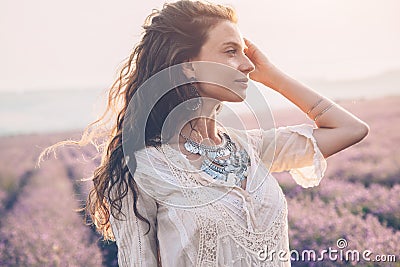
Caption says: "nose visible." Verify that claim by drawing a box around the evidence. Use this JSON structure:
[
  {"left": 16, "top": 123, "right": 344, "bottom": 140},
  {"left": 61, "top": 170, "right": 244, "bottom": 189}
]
[{"left": 238, "top": 54, "right": 255, "bottom": 76}]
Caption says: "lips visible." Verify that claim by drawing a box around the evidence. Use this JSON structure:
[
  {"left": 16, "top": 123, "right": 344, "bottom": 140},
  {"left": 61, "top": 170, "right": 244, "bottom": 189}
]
[{"left": 234, "top": 77, "right": 249, "bottom": 90}]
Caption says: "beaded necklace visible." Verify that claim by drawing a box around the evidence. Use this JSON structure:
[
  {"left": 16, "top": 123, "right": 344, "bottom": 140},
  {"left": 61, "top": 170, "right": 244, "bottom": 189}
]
[{"left": 180, "top": 130, "right": 250, "bottom": 187}]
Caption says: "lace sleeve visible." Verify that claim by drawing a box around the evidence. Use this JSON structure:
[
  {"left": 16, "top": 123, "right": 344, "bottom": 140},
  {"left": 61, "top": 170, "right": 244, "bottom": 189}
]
[
  {"left": 225, "top": 125, "right": 327, "bottom": 188},
  {"left": 265, "top": 124, "right": 327, "bottom": 188},
  {"left": 109, "top": 171, "right": 160, "bottom": 267}
]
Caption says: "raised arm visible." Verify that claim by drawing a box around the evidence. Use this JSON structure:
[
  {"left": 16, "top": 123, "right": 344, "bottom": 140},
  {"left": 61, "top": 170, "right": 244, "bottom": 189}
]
[{"left": 244, "top": 38, "right": 369, "bottom": 158}]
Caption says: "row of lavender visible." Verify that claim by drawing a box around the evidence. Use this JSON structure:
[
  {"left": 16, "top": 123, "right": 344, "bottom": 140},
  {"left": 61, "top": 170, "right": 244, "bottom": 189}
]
[
  {"left": 0, "top": 132, "right": 107, "bottom": 266},
  {"left": 275, "top": 173, "right": 400, "bottom": 266}
]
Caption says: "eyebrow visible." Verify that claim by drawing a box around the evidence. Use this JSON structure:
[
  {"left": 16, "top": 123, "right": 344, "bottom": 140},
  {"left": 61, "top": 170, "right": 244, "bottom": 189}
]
[{"left": 221, "top": 41, "right": 247, "bottom": 50}]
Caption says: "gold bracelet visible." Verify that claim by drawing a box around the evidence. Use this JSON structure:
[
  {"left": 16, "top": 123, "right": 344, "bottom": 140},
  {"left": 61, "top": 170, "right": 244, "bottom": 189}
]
[
  {"left": 313, "top": 103, "right": 335, "bottom": 122},
  {"left": 306, "top": 98, "right": 324, "bottom": 115}
]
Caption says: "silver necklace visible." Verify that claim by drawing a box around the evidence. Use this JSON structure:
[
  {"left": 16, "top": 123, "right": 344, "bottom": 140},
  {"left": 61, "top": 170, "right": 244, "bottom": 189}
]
[{"left": 180, "top": 130, "right": 250, "bottom": 187}]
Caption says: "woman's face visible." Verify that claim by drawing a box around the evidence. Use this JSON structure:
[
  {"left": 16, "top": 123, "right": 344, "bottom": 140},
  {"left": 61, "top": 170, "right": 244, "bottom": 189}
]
[{"left": 190, "top": 20, "right": 255, "bottom": 103}]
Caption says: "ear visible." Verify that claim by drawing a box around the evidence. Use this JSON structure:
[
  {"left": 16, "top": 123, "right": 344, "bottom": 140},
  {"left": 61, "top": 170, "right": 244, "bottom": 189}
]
[{"left": 182, "top": 61, "right": 196, "bottom": 79}]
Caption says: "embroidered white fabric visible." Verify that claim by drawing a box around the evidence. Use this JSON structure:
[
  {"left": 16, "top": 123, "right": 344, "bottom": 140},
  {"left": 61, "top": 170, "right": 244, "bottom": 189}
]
[{"left": 108, "top": 124, "right": 327, "bottom": 266}]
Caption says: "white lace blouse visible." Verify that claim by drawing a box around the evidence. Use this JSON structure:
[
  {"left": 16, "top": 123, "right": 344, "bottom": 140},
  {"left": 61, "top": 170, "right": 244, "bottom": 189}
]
[{"left": 109, "top": 124, "right": 327, "bottom": 266}]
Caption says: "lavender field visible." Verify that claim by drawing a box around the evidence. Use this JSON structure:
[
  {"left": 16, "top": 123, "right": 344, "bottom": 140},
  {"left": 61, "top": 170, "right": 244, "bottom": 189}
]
[{"left": 0, "top": 96, "right": 399, "bottom": 266}]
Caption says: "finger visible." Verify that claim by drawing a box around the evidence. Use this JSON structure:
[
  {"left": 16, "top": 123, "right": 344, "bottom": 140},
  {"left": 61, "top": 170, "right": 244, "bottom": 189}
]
[
  {"left": 243, "top": 37, "right": 256, "bottom": 58},
  {"left": 243, "top": 37, "right": 255, "bottom": 48},
  {"left": 243, "top": 37, "right": 250, "bottom": 50},
  {"left": 243, "top": 38, "right": 251, "bottom": 52}
]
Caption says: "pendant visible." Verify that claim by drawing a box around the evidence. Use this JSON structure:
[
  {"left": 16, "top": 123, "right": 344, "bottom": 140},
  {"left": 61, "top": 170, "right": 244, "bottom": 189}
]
[
  {"left": 208, "top": 151, "right": 217, "bottom": 159},
  {"left": 181, "top": 130, "right": 250, "bottom": 187},
  {"left": 184, "top": 141, "right": 199, "bottom": 154}
]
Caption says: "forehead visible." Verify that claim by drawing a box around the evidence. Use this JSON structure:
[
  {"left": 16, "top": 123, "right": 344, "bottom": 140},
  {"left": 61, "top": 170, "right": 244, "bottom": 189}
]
[{"left": 203, "top": 20, "right": 244, "bottom": 49}]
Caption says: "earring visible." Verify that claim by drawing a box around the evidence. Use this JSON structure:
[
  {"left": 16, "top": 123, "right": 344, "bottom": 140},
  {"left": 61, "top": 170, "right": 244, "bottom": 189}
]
[
  {"left": 185, "top": 77, "right": 201, "bottom": 111},
  {"left": 216, "top": 103, "right": 223, "bottom": 114}
]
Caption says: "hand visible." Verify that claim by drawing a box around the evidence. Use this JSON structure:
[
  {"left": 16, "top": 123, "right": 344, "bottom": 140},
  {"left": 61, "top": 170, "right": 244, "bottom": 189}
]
[{"left": 244, "top": 38, "right": 277, "bottom": 87}]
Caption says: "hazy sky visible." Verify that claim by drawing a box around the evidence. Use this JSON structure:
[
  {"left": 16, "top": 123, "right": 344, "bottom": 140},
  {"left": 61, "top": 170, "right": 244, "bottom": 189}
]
[{"left": 1, "top": 0, "right": 399, "bottom": 91}]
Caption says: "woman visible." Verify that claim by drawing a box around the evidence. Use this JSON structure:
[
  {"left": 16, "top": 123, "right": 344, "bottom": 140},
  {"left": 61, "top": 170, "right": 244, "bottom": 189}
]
[{"left": 38, "top": 0, "right": 369, "bottom": 266}]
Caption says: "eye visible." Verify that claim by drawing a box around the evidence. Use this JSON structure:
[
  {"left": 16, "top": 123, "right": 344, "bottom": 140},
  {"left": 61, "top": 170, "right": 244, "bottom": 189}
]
[{"left": 226, "top": 49, "right": 237, "bottom": 55}]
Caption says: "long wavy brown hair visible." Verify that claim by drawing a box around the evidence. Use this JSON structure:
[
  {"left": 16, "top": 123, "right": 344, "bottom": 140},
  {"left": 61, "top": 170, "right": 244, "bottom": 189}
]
[{"left": 37, "top": 0, "right": 237, "bottom": 241}]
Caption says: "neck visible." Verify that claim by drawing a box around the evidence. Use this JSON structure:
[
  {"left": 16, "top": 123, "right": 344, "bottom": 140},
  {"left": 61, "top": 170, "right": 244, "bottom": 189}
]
[
  {"left": 181, "top": 117, "right": 221, "bottom": 145},
  {"left": 180, "top": 100, "right": 223, "bottom": 146}
]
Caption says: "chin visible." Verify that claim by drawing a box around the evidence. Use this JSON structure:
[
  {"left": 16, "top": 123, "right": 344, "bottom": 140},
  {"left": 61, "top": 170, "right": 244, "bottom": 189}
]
[
  {"left": 223, "top": 96, "right": 246, "bottom": 103},
  {"left": 226, "top": 94, "right": 247, "bottom": 102}
]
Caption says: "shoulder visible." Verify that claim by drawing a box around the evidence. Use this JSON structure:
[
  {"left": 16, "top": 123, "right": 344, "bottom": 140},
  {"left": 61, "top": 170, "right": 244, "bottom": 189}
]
[
  {"left": 224, "top": 126, "right": 276, "bottom": 146},
  {"left": 223, "top": 126, "right": 271, "bottom": 157},
  {"left": 132, "top": 145, "right": 169, "bottom": 173},
  {"left": 133, "top": 144, "right": 187, "bottom": 175},
  {"left": 134, "top": 145, "right": 164, "bottom": 162}
]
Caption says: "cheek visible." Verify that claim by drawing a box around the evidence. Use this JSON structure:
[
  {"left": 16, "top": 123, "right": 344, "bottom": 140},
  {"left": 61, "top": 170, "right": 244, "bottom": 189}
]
[
  {"left": 197, "top": 83, "right": 227, "bottom": 100},
  {"left": 193, "top": 61, "right": 240, "bottom": 87},
  {"left": 197, "top": 83, "right": 246, "bottom": 102}
]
